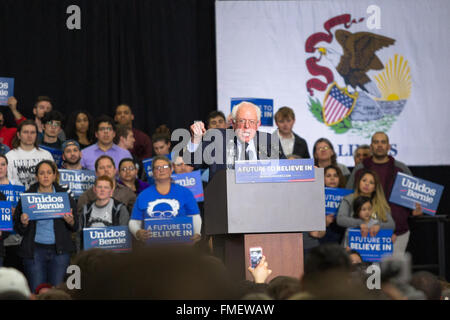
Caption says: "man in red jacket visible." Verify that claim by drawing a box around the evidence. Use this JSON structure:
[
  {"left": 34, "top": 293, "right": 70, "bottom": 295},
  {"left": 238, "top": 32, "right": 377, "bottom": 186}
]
[{"left": 346, "top": 131, "right": 423, "bottom": 256}]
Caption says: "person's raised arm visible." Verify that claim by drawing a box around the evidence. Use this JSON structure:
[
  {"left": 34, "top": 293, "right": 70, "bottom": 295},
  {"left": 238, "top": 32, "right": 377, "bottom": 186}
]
[{"left": 7, "top": 96, "right": 26, "bottom": 123}]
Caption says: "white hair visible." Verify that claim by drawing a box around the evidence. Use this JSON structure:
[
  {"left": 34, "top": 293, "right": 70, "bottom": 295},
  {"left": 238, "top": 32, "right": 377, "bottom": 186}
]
[{"left": 231, "top": 101, "right": 261, "bottom": 122}]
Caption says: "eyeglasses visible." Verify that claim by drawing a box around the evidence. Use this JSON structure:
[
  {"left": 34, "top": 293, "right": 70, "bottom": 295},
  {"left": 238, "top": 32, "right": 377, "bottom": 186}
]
[
  {"left": 235, "top": 119, "right": 258, "bottom": 127},
  {"left": 98, "top": 127, "right": 113, "bottom": 132},
  {"left": 154, "top": 165, "right": 170, "bottom": 171},
  {"left": 318, "top": 146, "right": 330, "bottom": 151},
  {"left": 151, "top": 211, "right": 175, "bottom": 218},
  {"left": 120, "top": 166, "right": 136, "bottom": 172},
  {"left": 46, "top": 121, "right": 61, "bottom": 127}
]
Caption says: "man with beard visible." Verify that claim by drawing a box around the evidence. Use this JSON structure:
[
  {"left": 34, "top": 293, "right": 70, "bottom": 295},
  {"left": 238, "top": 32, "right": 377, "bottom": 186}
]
[
  {"left": 346, "top": 131, "right": 423, "bottom": 256},
  {"left": 61, "top": 140, "right": 85, "bottom": 170}
]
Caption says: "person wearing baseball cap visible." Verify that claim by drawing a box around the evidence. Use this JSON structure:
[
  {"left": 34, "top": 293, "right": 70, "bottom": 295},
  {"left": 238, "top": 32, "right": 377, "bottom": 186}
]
[
  {"left": 62, "top": 140, "right": 85, "bottom": 170},
  {"left": 0, "top": 267, "right": 32, "bottom": 299}
]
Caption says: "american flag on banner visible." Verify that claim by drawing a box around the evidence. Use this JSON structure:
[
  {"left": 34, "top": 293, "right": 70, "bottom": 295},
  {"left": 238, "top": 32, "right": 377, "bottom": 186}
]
[{"left": 323, "top": 83, "right": 356, "bottom": 125}]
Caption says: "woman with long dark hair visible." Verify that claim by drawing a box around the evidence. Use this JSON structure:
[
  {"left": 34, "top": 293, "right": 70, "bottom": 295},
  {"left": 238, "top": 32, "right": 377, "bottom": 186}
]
[
  {"left": 64, "top": 110, "right": 95, "bottom": 149},
  {"left": 336, "top": 168, "right": 395, "bottom": 246},
  {"left": 14, "top": 160, "right": 78, "bottom": 292}
]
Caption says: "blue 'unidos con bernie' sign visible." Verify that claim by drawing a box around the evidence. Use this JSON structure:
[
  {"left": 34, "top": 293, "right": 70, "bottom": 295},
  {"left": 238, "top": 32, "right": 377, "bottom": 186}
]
[
  {"left": 0, "top": 77, "right": 14, "bottom": 105},
  {"left": 348, "top": 228, "right": 394, "bottom": 262},
  {"left": 231, "top": 98, "right": 273, "bottom": 126},
  {"left": 83, "top": 226, "right": 132, "bottom": 252},
  {"left": 325, "top": 187, "right": 353, "bottom": 216},
  {"left": 59, "top": 169, "right": 96, "bottom": 198},
  {"left": 144, "top": 216, "right": 194, "bottom": 244},
  {"left": 22, "top": 192, "right": 71, "bottom": 220},
  {"left": 0, "top": 201, "right": 13, "bottom": 231},
  {"left": 0, "top": 184, "right": 25, "bottom": 207},
  {"left": 172, "top": 170, "right": 204, "bottom": 202},
  {"left": 235, "top": 159, "right": 315, "bottom": 184},
  {"left": 389, "top": 172, "right": 444, "bottom": 216}
]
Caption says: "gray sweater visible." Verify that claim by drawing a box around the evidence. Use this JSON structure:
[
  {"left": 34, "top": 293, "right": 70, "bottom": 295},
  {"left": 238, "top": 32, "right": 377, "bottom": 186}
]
[{"left": 336, "top": 193, "right": 396, "bottom": 246}]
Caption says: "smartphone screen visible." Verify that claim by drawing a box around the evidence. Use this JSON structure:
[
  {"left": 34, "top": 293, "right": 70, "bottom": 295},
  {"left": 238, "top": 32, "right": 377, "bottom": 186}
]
[{"left": 249, "top": 247, "right": 263, "bottom": 268}]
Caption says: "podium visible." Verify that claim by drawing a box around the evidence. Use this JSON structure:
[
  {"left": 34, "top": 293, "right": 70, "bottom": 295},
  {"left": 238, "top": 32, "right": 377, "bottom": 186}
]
[{"left": 204, "top": 168, "right": 325, "bottom": 281}]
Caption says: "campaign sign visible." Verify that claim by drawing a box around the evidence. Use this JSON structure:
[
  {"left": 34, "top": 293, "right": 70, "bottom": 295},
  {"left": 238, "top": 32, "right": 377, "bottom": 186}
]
[
  {"left": 142, "top": 157, "right": 154, "bottom": 183},
  {"left": 0, "top": 77, "right": 14, "bottom": 105},
  {"left": 0, "top": 201, "right": 13, "bottom": 231},
  {"left": 235, "top": 158, "right": 315, "bottom": 184},
  {"left": 39, "top": 145, "right": 63, "bottom": 168},
  {"left": 389, "top": 172, "right": 444, "bottom": 216},
  {"left": 59, "top": 169, "right": 96, "bottom": 198},
  {"left": 83, "top": 226, "right": 132, "bottom": 252},
  {"left": 325, "top": 187, "right": 353, "bottom": 216},
  {"left": 0, "top": 184, "right": 25, "bottom": 207},
  {"left": 231, "top": 97, "right": 273, "bottom": 126},
  {"left": 144, "top": 216, "right": 194, "bottom": 244},
  {"left": 348, "top": 228, "right": 394, "bottom": 262},
  {"left": 172, "top": 170, "right": 204, "bottom": 202},
  {"left": 21, "top": 192, "right": 71, "bottom": 220}
]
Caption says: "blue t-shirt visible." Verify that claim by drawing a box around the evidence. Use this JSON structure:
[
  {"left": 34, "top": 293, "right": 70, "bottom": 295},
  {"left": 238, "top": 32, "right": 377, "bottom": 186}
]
[{"left": 131, "top": 183, "right": 199, "bottom": 221}]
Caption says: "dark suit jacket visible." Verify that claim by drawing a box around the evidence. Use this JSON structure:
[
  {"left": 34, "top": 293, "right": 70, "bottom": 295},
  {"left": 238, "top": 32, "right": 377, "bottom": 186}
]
[
  {"left": 189, "top": 128, "right": 286, "bottom": 180},
  {"left": 292, "top": 133, "right": 310, "bottom": 159}
]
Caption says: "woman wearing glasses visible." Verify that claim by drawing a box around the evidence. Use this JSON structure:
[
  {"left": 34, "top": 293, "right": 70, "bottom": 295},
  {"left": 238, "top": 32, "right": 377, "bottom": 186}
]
[
  {"left": 313, "top": 138, "right": 350, "bottom": 182},
  {"left": 118, "top": 158, "right": 150, "bottom": 195},
  {"left": 128, "top": 155, "right": 201, "bottom": 243}
]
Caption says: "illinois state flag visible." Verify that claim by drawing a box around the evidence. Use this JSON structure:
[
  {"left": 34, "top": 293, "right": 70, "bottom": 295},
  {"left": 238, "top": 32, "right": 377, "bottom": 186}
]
[{"left": 216, "top": 0, "right": 450, "bottom": 166}]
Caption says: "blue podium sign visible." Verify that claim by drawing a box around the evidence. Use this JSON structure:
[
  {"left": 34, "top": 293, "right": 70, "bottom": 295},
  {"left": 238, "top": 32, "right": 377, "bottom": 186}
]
[{"left": 235, "top": 159, "right": 315, "bottom": 184}]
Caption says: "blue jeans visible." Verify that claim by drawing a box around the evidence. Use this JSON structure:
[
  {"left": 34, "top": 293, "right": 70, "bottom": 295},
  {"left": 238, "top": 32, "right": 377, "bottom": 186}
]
[{"left": 23, "top": 244, "right": 70, "bottom": 293}]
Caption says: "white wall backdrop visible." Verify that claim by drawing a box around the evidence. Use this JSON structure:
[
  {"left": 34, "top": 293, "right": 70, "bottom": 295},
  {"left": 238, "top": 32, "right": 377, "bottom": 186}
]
[{"left": 216, "top": 0, "right": 450, "bottom": 166}]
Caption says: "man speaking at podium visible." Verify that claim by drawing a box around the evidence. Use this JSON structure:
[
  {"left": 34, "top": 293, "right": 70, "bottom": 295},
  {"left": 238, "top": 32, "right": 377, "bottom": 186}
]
[{"left": 187, "top": 101, "right": 285, "bottom": 180}]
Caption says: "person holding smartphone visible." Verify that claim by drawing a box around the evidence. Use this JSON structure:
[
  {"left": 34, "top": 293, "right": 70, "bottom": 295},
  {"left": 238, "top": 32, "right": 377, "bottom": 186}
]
[{"left": 14, "top": 160, "right": 78, "bottom": 292}]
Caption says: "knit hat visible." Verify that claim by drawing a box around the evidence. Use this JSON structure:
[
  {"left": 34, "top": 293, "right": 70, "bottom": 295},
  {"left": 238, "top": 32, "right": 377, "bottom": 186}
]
[{"left": 0, "top": 267, "right": 31, "bottom": 298}]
